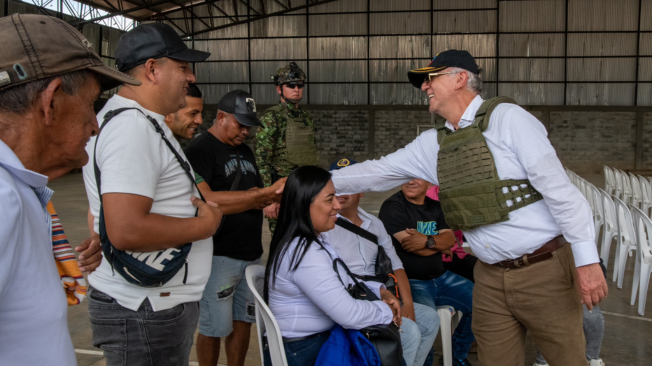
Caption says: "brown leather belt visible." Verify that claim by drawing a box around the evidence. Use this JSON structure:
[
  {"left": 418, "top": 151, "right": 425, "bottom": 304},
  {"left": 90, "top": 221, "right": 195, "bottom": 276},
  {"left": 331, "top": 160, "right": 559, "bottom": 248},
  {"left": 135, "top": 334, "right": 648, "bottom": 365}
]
[{"left": 496, "top": 235, "right": 568, "bottom": 269}]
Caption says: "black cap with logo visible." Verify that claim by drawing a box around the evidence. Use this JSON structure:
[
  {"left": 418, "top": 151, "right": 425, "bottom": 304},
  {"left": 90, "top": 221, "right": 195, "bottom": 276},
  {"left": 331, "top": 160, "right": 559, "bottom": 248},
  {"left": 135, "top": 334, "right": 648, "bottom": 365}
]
[
  {"left": 217, "top": 89, "right": 262, "bottom": 127},
  {"left": 115, "top": 23, "right": 210, "bottom": 72},
  {"left": 329, "top": 158, "right": 358, "bottom": 171},
  {"left": 407, "top": 49, "right": 481, "bottom": 88}
]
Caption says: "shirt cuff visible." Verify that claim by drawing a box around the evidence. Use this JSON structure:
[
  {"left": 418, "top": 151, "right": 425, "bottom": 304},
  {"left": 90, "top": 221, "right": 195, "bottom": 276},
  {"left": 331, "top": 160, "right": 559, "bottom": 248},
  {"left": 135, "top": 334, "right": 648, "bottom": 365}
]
[
  {"left": 570, "top": 240, "right": 600, "bottom": 267},
  {"left": 371, "top": 300, "right": 394, "bottom": 324},
  {"left": 363, "top": 281, "right": 386, "bottom": 299}
]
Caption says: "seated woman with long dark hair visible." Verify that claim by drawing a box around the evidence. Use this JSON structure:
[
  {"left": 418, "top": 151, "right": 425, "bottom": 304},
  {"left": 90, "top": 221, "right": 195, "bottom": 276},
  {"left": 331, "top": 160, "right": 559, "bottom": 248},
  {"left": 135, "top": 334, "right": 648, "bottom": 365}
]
[{"left": 264, "top": 166, "right": 401, "bottom": 366}]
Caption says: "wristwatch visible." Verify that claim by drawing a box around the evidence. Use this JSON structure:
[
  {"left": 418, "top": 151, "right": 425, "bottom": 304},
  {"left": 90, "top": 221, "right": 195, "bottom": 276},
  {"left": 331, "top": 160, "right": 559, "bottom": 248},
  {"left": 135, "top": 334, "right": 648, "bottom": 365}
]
[{"left": 426, "top": 235, "right": 436, "bottom": 249}]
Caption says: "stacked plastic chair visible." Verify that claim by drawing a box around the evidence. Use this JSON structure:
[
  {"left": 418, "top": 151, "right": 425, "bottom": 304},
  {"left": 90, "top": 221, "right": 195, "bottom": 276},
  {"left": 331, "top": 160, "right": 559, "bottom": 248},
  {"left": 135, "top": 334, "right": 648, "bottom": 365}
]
[
  {"left": 599, "top": 188, "right": 619, "bottom": 269},
  {"left": 603, "top": 166, "right": 616, "bottom": 196},
  {"left": 630, "top": 207, "right": 652, "bottom": 316},
  {"left": 639, "top": 176, "right": 652, "bottom": 217},
  {"left": 629, "top": 173, "right": 643, "bottom": 209},
  {"left": 612, "top": 196, "right": 638, "bottom": 288}
]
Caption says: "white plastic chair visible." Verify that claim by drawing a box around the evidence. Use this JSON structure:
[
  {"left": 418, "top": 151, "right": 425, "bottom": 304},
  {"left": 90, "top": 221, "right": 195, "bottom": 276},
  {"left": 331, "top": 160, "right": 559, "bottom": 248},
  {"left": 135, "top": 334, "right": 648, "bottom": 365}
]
[
  {"left": 629, "top": 207, "right": 652, "bottom": 316},
  {"left": 621, "top": 170, "right": 633, "bottom": 205},
  {"left": 245, "top": 265, "right": 289, "bottom": 366},
  {"left": 599, "top": 189, "right": 618, "bottom": 269},
  {"left": 604, "top": 166, "right": 615, "bottom": 195},
  {"left": 638, "top": 175, "right": 652, "bottom": 217},
  {"left": 437, "top": 305, "right": 462, "bottom": 366},
  {"left": 613, "top": 169, "right": 624, "bottom": 200},
  {"left": 612, "top": 197, "right": 637, "bottom": 288},
  {"left": 629, "top": 173, "right": 642, "bottom": 209},
  {"left": 591, "top": 185, "right": 604, "bottom": 243}
]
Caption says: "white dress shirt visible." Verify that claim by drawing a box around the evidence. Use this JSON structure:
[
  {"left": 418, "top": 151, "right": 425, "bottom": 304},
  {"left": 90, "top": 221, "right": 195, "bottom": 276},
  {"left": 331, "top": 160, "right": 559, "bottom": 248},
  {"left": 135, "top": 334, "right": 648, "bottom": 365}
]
[
  {"left": 268, "top": 234, "right": 393, "bottom": 338},
  {"left": 0, "top": 140, "right": 76, "bottom": 365},
  {"left": 331, "top": 95, "right": 598, "bottom": 267},
  {"left": 326, "top": 208, "right": 404, "bottom": 275}
]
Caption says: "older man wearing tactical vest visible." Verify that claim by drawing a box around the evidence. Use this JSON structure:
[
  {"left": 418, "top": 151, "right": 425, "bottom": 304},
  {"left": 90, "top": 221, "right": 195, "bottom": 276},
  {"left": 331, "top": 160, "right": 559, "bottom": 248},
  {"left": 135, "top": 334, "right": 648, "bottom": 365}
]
[{"left": 330, "top": 50, "right": 608, "bottom": 366}]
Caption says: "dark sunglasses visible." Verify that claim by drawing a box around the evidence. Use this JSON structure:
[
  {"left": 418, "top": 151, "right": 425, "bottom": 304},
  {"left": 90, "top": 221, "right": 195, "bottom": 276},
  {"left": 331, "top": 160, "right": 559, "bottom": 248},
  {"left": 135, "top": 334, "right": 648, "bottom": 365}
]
[{"left": 285, "top": 82, "right": 305, "bottom": 89}]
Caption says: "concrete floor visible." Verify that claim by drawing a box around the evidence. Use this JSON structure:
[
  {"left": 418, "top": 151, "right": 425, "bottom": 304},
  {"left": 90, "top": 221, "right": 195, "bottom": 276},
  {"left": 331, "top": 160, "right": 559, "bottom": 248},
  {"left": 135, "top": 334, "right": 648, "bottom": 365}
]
[{"left": 49, "top": 172, "right": 652, "bottom": 366}]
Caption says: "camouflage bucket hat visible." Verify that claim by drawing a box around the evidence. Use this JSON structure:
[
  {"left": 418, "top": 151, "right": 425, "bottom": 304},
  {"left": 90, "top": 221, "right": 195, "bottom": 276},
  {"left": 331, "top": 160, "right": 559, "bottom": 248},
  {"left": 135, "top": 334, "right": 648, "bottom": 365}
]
[{"left": 271, "top": 61, "right": 306, "bottom": 85}]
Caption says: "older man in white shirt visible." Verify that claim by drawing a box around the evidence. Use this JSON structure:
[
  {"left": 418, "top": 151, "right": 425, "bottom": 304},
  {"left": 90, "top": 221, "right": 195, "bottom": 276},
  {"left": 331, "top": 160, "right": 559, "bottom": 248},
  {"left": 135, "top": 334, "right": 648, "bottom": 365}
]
[
  {"left": 0, "top": 14, "right": 139, "bottom": 366},
  {"left": 330, "top": 49, "right": 608, "bottom": 366}
]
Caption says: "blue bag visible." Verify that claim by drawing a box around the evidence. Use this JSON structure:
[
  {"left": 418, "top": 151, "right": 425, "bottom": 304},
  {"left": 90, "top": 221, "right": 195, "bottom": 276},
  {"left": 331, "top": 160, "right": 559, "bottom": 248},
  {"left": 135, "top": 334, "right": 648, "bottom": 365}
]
[{"left": 315, "top": 325, "right": 381, "bottom": 366}]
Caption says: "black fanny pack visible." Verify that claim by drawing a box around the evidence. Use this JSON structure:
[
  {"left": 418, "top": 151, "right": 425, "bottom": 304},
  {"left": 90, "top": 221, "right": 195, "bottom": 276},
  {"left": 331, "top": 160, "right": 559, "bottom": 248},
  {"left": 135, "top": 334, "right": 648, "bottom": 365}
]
[
  {"left": 332, "top": 258, "right": 403, "bottom": 366},
  {"left": 335, "top": 218, "right": 399, "bottom": 298},
  {"left": 93, "top": 107, "right": 205, "bottom": 287}
]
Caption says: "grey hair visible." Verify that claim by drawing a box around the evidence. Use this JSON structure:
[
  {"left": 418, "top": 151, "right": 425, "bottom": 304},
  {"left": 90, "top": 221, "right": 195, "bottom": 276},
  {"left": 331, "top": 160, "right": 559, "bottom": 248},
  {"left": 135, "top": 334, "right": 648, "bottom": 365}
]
[
  {"left": 0, "top": 69, "right": 99, "bottom": 115},
  {"left": 448, "top": 67, "right": 483, "bottom": 95}
]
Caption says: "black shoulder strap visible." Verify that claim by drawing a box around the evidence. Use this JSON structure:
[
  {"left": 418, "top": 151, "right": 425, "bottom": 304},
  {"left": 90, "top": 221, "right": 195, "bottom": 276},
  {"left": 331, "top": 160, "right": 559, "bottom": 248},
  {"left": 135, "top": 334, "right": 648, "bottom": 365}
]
[
  {"left": 93, "top": 107, "right": 205, "bottom": 203},
  {"left": 335, "top": 217, "right": 378, "bottom": 245},
  {"left": 332, "top": 257, "right": 361, "bottom": 287}
]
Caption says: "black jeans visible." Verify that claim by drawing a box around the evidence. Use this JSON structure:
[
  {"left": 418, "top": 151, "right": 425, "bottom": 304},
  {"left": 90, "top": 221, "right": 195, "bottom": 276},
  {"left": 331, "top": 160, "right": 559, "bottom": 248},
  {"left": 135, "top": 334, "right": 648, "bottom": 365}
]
[{"left": 88, "top": 287, "right": 199, "bottom": 366}]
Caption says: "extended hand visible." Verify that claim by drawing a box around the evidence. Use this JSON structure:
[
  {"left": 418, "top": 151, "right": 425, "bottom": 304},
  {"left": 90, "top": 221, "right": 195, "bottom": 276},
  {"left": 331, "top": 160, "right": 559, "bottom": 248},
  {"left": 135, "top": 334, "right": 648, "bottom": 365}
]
[
  {"left": 192, "top": 196, "right": 223, "bottom": 238},
  {"left": 380, "top": 289, "right": 402, "bottom": 326},
  {"left": 576, "top": 262, "right": 608, "bottom": 310},
  {"left": 400, "top": 228, "right": 428, "bottom": 252},
  {"left": 75, "top": 234, "right": 102, "bottom": 274}
]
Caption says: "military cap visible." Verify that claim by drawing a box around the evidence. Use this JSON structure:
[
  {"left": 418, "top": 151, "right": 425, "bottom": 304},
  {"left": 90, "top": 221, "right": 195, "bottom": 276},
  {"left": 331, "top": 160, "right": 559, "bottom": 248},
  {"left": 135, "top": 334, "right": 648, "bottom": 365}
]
[{"left": 271, "top": 62, "right": 306, "bottom": 85}]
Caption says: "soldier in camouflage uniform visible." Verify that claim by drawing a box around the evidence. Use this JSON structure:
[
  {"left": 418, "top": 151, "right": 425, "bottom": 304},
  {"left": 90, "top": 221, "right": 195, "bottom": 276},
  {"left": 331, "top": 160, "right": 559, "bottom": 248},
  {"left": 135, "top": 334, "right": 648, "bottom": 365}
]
[{"left": 255, "top": 62, "right": 318, "bottom": 232}]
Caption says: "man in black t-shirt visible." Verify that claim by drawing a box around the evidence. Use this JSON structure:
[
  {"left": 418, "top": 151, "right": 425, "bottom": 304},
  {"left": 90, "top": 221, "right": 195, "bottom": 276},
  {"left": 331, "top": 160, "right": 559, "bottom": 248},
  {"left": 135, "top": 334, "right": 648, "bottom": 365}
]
[
  {"left": 184, "top": 90, "right": 284, "bottom": 366},
  {"left": 379, "top": 179, "right": 475, "bottom": 366}
]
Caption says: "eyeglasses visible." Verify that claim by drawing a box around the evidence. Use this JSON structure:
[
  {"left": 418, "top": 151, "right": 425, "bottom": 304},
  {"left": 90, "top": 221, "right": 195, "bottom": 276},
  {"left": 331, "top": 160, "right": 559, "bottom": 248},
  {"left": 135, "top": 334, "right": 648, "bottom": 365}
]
[
  {"left": 285, "top": 82, "right": 305, "bottom": 89},
  {"left": 427, "top": 71, "right": 459, "bottom": 83}
]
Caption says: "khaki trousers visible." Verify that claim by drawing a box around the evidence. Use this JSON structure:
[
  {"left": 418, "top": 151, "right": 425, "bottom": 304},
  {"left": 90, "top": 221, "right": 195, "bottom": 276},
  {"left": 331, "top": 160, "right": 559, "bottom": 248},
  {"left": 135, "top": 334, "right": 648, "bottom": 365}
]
[{"left": 472, "top": 244, "right": 586, "bottom": 366}]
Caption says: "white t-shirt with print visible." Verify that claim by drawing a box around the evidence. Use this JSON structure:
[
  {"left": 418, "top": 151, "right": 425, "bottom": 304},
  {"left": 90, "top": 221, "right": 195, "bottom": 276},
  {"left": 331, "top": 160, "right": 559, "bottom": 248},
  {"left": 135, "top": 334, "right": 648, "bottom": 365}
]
[{"left": 83, "top": 94, "right": 212, "bottom": 312}]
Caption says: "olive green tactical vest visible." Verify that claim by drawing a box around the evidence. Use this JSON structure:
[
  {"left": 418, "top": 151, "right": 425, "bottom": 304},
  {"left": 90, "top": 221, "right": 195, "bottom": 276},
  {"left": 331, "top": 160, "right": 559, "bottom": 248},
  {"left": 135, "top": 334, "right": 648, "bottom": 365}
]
[
  {"left": 436, "top": 96, "right": 543, "bottom": 231},
  {"left": 270, "top": 104, "right": 319, "bottom": 167}
]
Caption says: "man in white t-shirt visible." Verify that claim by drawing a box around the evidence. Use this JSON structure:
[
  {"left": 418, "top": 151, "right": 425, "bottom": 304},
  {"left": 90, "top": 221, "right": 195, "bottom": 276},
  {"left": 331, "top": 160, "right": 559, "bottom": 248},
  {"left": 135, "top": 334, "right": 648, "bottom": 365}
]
[
  {"left": 0, "top": 14, "right": 140, "bottom": 366},
  {"left": 82, "top": 23, "right": 222, "bottom": 366}
]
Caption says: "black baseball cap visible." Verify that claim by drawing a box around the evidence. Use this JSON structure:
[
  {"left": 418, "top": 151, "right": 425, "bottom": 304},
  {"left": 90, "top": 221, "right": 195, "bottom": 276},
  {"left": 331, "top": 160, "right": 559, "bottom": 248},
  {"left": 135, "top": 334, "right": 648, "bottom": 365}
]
[
  {"left": 115, "top": 23, "right": 210, "bottom": 72},
  {"left": 329, "top": 158, "right": 358, "bottom": 171},
  {"left": 407, "top": 49, "right": 480, "bottom": 88},
  {"left": 217, "top": 90, "right": 262, "bottom": 127}
]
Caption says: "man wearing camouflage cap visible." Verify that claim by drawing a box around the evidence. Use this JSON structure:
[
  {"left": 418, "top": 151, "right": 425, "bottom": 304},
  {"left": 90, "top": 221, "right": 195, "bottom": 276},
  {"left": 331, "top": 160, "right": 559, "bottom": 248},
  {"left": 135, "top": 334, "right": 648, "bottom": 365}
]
[
  {"left": 330, "top": 50, "right": 607, "bottom": 366},
  {"left": 0, "top": 14, "right": 139, "bottom": 365},
  {"left": 255, "top": 62, "right": 318, "bottom": 231}
]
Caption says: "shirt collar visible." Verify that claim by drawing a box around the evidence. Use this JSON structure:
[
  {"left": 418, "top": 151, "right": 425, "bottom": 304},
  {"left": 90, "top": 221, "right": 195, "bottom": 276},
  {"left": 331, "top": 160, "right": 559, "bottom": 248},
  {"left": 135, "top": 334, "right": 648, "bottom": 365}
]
[
  {"left": 445, "top": 95, "right": 484, "bottom": 131},
  {"left": 335, "top": 207, "right": 372, "bottom": 230},
  {"left": 0, "top": 139, "right": 49, "bottom": 188}
]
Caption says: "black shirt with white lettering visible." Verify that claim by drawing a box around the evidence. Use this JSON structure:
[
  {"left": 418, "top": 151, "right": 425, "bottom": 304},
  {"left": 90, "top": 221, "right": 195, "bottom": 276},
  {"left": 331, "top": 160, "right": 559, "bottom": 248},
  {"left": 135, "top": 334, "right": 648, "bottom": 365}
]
[
  {"left": 185, "top": 132, "right": 263, "bottom": 260},
  {"left": 378, "top": 191, "right": 450, "bottom": 280}
]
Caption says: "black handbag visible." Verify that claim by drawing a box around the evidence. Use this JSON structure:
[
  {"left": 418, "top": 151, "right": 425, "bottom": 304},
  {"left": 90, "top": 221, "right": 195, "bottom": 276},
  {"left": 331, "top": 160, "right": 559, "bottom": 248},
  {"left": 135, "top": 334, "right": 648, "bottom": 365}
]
[{"left": 332, "top": 258, "right": 403, "bottom": 366}]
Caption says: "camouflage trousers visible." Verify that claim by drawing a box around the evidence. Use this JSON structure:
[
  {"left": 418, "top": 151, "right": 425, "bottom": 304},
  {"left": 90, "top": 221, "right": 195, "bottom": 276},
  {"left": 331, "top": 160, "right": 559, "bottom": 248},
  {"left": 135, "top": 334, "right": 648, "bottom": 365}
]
[{"left": 267, "top": 218, "right": 277, "bottom": 237}]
